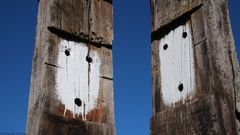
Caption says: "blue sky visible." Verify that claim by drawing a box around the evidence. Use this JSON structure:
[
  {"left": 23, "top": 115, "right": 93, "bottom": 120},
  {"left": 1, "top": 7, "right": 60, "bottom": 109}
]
[{"left": 0, "top": 0, "right": 239, "bottom": 134}]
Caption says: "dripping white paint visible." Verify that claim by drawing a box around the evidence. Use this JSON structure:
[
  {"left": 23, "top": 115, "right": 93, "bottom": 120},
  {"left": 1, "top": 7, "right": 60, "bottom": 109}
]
[
  {"left": 159, "top": 23, "right": 196, "bottom": 106},
  {"left": 56, "top": 40, "right": 101, "bottom": 120}
]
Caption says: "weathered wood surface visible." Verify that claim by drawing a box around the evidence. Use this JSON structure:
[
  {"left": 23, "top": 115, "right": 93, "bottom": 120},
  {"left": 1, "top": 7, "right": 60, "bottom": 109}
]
[
  {"left": 40, "top": 0, "right": 113, "bottom": 45},
  {"left": 26, "top": 0, "right": 115, "bottom": 135},
  {"left": 151, "top": 0, "right": 240, "bottom": 134},
  {"left": 151, "top": 0, "right": 202, "bottom": 33}
]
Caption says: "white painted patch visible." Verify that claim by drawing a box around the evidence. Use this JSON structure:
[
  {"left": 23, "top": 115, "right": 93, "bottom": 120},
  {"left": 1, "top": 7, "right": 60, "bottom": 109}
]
[
  {"left": 56, "top": 40, "right": 101, "bottom": 120},
  {"left": 159, "top": 23, "right": 196, "bottom": 106}
]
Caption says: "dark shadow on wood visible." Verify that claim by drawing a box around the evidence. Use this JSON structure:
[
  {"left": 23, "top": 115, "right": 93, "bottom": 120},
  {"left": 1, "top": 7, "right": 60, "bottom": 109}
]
[
  {"left": 151, "top": 4, "right": 203, "bottom": 42},
  {"left": 235, "top": 110, "right": 240, "bottom": 121},
  {"left": 47, "top": 27, "right": 112, "bottom": 49},
  {"left": 103, "top": 0, "right": 113, "bottom": 4}
]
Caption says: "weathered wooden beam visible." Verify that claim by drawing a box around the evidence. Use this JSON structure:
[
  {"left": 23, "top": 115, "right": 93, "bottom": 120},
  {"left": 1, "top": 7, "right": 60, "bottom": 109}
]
[
  {"left": 26, "top": 0, "right": 115, "bottom": 134},
  {"left": 151, "top": 0, "right": 240, "bottom": 134}
]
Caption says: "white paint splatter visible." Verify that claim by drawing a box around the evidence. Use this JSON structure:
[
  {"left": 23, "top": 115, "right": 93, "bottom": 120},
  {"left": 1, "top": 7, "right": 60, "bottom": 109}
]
[
  {"left": 56, "top": 40, "right": 101, "bottom": 120},
  {"left": 159, "top": 23, "right": 196, "bottom": 106}
]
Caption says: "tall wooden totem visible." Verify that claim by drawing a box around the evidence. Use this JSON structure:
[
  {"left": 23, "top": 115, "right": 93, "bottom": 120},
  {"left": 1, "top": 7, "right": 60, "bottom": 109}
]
[
  {"left": 26, "top": 0, "right": 115, "bottom": 134},
  {"left": 150, "top": 0, "right": 240, "bottom": 134}
]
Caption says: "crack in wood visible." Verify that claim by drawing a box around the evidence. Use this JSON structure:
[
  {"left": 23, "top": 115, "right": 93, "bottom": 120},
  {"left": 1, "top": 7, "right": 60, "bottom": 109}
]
[
  {"left": 194, "top": 38, "right": 207, "bottom": 47},
  {"left": 40, "top": 88, "right": 47, "bottom": 108},
  {"left": 45, "top": 62, "right": 62, "bottom": 69},
  {"left": 47, "top": 27, "right": 112, "bottom": 49},
  {"left": 99, "top": 76, "right": 113, "bottom": 80},
  {"left": 228, "top": 46, "right": 239, "bottom": 122},
  {"left": 87, "top": 48, "right": 91, "bottom": 103}
]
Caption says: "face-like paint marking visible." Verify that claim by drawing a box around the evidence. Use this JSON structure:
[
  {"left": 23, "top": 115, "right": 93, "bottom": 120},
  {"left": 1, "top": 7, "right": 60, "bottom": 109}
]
[
  {"left": 159, "top": 23, "right": 196, "bottom": 106},
  {"left": 56, "top": 40, "right": 101, "bottom": 120}
]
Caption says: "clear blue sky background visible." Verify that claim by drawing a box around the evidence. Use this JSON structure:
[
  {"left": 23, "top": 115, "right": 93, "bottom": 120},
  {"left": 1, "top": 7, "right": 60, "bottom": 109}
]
[{"left": 0, "top": 0, "right": 239, "bottom": 134}]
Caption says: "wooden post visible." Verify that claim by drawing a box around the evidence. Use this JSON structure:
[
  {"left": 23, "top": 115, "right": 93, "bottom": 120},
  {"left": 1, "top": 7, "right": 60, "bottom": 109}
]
[
  {"left": 26, "top": 0, "right": 115, "bottom": 134},
  {"left": 150, "top": 0, "right": 240, "bottom": 134}
]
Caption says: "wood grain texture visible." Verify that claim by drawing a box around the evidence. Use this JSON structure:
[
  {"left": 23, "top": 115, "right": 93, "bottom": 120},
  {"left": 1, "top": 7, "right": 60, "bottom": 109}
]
[
  {"left": 26, "top": 0, "right": 115, "bottom": 134},
  {"left": 151, "top": 0, "right": 203, "bottom": 33},
  {"left": 151, "top": 0, "right": 240, "bottom": 134},
  {"left": 40, "top": 0, "right": 113, "bottom": 45}
]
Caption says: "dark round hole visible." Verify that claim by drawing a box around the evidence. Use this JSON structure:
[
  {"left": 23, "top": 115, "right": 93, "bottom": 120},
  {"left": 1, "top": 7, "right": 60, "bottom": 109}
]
[
  {"left": 178, "top": 83, "right": 184, "bottom": 92},
  {"left": 163, "top": 44, "right": 168, "bottom": 50},
  {"left": 65, "top": 50, "right": 70, "bottom": 56},
  {"left": 86, "top": 56, "right": 92, "bottom": 63},
  {"left": 182, "top": 32, "right": 187, "bottom": 38},
  {"left": 74, "top": 98, "right": 82, "bottom": 107}
]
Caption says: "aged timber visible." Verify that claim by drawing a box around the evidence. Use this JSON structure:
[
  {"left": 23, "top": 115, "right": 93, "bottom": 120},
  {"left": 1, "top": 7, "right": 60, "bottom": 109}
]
[
  {"left": 26, "top": 0, "right": 115, "bottom": 135},
  {"left": 151, "top": 0, "right": 240, "bottom": 134}
]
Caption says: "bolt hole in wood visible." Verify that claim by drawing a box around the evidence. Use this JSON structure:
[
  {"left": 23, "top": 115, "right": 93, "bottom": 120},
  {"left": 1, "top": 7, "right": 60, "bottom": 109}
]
[
  {"left": 178, "top": 83, "right": 184, "bottom": 92},
  {"left": 182, "top": 32, "right": 187, "bottom": 38},
  {"left": 74, "top": 98, "right": 82, "bottom": 107},
  {"left": 65, "top": 49, "right": 71, "bottom": 56},
  {"left": 163, "top": 44, "right": 168, "bottom": 50},
  {"left": 86, "top": 56, "right": 92, "bottom": 63}
]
